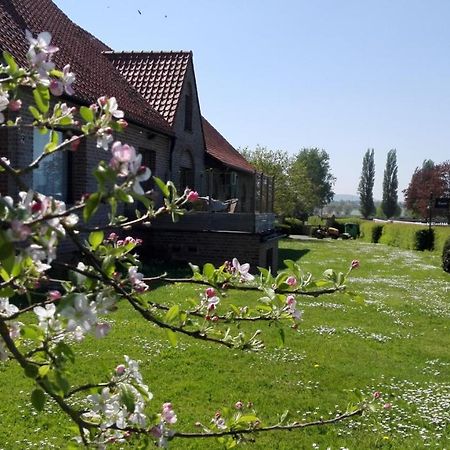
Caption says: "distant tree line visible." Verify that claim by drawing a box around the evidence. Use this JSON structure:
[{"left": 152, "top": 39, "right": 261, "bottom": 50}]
[{"left": 241, "top": 146, "right": 335, "bottom": 217}]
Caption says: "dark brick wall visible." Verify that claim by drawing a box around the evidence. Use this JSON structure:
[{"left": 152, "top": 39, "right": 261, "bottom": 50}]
[{"left": 136, "top": 229, "right": 280, "bottom": 272}]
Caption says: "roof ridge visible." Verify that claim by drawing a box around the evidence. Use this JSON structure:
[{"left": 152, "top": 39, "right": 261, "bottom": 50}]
[{"left": 104, "top": 50, "right": 192, "bottom": 56}]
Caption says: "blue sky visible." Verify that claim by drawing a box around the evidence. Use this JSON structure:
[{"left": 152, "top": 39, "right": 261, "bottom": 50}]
[{"left": 53, "top": 0, "right": 450, "bottom": 199}]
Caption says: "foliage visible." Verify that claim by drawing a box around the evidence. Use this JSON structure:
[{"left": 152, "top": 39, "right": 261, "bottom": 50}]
[
  {"left": 358, "top": 149, "right": 376, "bottom": 219},
  {"left": 381, "top": 149, "right": 399, "bottom": 219},
  {"left": 403, "top": 159, "right": 450, "bottom": 220},
  {"left": 0, "top": 32, "right": 369, "bottom": 448},
  {"left": 240, "top": 146, "right": 293, "bottom": 216},
  {"left": 414, "top": 229, "right": 435, "bottom": 251},
  {"left": 359, "top": 222, "right": 384, "bottom": 243},
  {"left": 1, "top": 239, "right": 450, "bottom": 449},
  {"left": 242, "top": 147, "right": 335, "bottom": 217},
  {"left": 442, "top": 237, "right": 450, "bottom": 273},
  {"left": 290, "top": 148, "right": 335, "bottom": 214}
]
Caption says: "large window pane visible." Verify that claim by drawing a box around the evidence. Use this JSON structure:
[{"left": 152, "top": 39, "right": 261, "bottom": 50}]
[{"left": 32, "top": 129, "right": 67, "bottom": 201}]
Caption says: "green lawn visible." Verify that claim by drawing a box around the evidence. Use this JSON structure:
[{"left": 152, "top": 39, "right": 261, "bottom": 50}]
[{"left": 0, "top": 238, "right": 449, "bottom": 449}]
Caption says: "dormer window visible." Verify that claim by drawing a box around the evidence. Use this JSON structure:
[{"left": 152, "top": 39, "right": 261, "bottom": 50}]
[{"left": 184, "top": 82, "right": 193, "bottom": 131}]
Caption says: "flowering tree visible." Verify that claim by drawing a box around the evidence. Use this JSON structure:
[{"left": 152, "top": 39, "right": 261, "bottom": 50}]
[{"left": 0, "top": 32, "right": 380, "bottom": 448}]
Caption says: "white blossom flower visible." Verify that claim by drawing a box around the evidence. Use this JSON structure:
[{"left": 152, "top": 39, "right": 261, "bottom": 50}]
[
  {"left": 232, "top": 258, "right": 255, "bottom": 282},
  {"left": 0, "top": 298, "right": 18, "bottom": 317},
  {"left": 60, "top": 293, "right": 97, "bottom": 333}
]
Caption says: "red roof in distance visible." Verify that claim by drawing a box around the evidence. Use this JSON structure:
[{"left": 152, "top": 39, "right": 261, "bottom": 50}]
[{"left": 202, "top": 117, "right": 254, "bottom": 173}]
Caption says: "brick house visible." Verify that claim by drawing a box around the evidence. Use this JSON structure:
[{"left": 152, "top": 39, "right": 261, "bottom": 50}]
[
  {"left": 107, "top": 50, "right": 280, "bottom": 269},
  {"left": 0, "top": 0, "right": 173, "bottom": 209},
  {"left": 0, "top": 0, "right": 281, "bottom": 270}
]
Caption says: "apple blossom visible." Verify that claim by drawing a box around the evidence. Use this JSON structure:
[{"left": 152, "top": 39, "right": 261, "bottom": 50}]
[
  {"left": 231, "top": 258, "right": 255, "bottom": 282},
  {"left": 286, "top": 276, "right": 297, "bottom": 286},
  {"left": 0, "top": 298, "right": 19, "bottom": 318}
]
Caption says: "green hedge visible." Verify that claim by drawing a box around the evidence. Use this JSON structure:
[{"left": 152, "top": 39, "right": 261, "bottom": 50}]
[
  {"left": 378, "top": 223, "right": 450, "bottom": 252},
  {"left": 435, "top": 227, "right": 450, "bottom": 255},
  {"left": 359, "top": 221, "right": 450, "bottom": 252},
  {"left": 443, "top": 237, "right": 450, "bottom": 273},
  {"left": 359, "top": 222, "right": 384, "bottom": 243}
]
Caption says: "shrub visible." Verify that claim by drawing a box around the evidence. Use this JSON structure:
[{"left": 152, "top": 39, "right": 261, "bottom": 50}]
[
  {"left": 434, "top": 226, "right": 450, "bottom": 255},
  {"left": 443, "top": 237, "right": 450, "bottom": 273},
  {"left": 359, "top": 221, "right": 384, "bottom": 243},
  {"left": 284, "top": 217, "right": 306, "bottom": 234},
  {"left": 415, "top": 229, "right": 434, "bottom": 251}
]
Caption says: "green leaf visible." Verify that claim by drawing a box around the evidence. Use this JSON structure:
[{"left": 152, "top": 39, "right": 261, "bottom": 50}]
[
  {"left": 165, "top": 305, "right": 180, "bottom": 323},
  {"left": 88, "top": 230, "right": 104, "bottom": 250},
  {"left": 24, "top": 364, "right": 39, "bottom": 379},
  {"left": 79, "top": 106, "right": 94, "bottom": 122},
  {"left": 38, "top": 365, "right": 51, "bottom": 378},
  {"left": 31, "top": 388, "right": 46, "bottom": 411},
  {"left": 202, "top": 263, "right": 215, "bottom": 279},
  {"left": 3, "top": 51, "right": 18, "bottom": 73},
  {"left": 33, "top": 87, "right": 50, "bottom": 114},
  {"left": 166, "top": 329, "right": 177, "bottom": 347},
  {"left": 83, "top": 192, "right": 101, "bottom": 222},
  {"left": 188, "top": 263, "right": 200, "bottom": 275},
  {"left": 20, "top": 324, "right": 44, "bottom": 342},
  {"left": 120, "top": 385, "right": 136, "bottom": 412},
  {"left": 0, "top": 230, "right": 15, "bottom": 276},
  {"left": 58, "top": 116, "right": 73, "bottom": 126},
  {"left": 153, "top": 177, "right": 170, "bottom": 197},
  {"left": 276, "top": 327, "right": 285, "bottom": 348},
  {"left": 29, "top": 105, "right": 42, "bottom": 120}
]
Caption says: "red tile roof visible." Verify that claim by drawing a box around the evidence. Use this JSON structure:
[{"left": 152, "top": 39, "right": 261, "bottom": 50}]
[
  {"left": 0, "top": 0, "right": 172, "bottom": 135},
  {"left": 106, "top": 51, "right": 191, "bottom": 126},
  {"left": 202, "top": 117, "right": 254, "bottom": 173}
]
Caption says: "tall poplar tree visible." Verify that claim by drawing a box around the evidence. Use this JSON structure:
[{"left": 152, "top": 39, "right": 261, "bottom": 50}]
[
  {"left": 358, "top": 149, "right": 375, "bottom": 218},
  {"left": 381, "top": 149, "right": 399, "bottom": 218}
]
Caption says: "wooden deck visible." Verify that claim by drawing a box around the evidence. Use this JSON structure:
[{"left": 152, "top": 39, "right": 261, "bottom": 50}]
[{"left": 151, "top": 211, "right": 276, "bottom": 233}]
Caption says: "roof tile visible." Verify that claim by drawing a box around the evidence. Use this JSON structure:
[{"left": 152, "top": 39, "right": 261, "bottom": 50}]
[
  {"left": 0, "top": 0, "right": 171, "bottom": 135},
  {"left": 106, "top": 51, "right": 192, "bottom": 126},
  {"left": 202, "top": 117, "right": 254, "bottom": 173}
]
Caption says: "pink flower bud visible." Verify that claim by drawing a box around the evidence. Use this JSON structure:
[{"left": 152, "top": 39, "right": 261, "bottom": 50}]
[
  {"left": 286, "top": 294, "right": 295, "bottom": 306},
  {"left": 48, "top": 290, "right": 62, "bottom": 301},
  {"left": 98, "top": 96, "right": 107, "bottom": 106},
  {"left": 373, "top": 391, "right": 381, "bottom": 399},
  {"left": 351, "top": 260, "right": 360, "bottom": 269},
  {"left": 235, "top": 401, "right": 243, "bottom": 409},
  {"left": 212, "top": 316, "right": 219, "bottom": 322},
  {"left": 117, "top": 118, "right": 128, "bottom": 129},
  {"left": 115, "top": 364, "right": 126, "bottom": 375},
  {"left": 205, "top": 287, "right": 216, "bottom": 298},
  {"left": 70, "top": 137, "right": 81, "bottom": 152},
  {"left": 135, "top": 238, "right": 143, "bottom": 246},
  {"left": 117, "top": 240, "right": 124, "bottom": 246},
  {"left": 108, "top": 232, "right": 118, "bottom": 242},
  {"left": 124, "top": 236, "right": 135, "bottom": 245},
  {"left": 383, "top": 402, "right": 392, "bottom": 410},
  {"left": 8, "top": 99, "right": 22, "bottom": 111},
  {"left": 286, "top": 276, "right": 297, "bottom": 286},
  {"left": 187, "top": 190, "right": 199, "bottom": 202},
  {"left": 31, "top": 200, "right": 42, "bottom": 214}
]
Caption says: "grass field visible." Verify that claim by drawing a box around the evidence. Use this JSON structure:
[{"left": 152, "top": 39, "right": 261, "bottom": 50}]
[{"left": 0, "top": 238, "right": 449, "bottom": 449}]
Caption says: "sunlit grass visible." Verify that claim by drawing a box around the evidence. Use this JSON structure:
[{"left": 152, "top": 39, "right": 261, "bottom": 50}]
[{"left": 0, "top": 238, "right": 449, "bottom": 449}]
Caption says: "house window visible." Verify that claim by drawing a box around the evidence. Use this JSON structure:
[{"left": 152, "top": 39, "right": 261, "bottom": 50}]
[
  {"left": 179, "top": 149, "right": 195, "bottom": 190},
  {"left": 140, "top": 148, "right": 156, "bottom": 191},
  {"left": 32, "top": 129, "right": 68, "bottom": 201},
  {"left": 184, "top": 83, "right": 193, "bottom": 131}
]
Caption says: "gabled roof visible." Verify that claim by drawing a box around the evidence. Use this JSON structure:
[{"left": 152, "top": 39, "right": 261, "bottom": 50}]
[
  {"left": 106, "top": 51, "right": 191, "bottom": 126},
  {"left": 202, "top": 117, "right": 254, "bottom": 173},
  {"left": 0, "top": 0, "right": 172, "bottom": 135}
]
